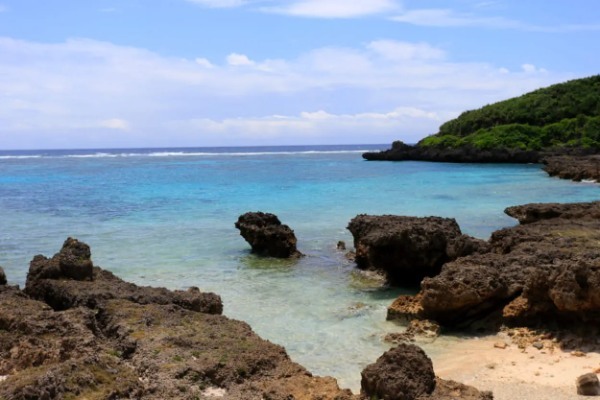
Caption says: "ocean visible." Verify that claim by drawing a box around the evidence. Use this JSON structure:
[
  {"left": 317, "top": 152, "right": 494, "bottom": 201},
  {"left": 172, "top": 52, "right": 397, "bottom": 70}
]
[{"left": 0, "top": 144, "right": 598, "bottom": 391}]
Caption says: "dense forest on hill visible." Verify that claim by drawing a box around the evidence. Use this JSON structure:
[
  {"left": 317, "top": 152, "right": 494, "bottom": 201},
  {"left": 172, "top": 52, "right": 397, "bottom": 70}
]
[{"left": 419, "top": 75, "right": 600, "bottom": 150}]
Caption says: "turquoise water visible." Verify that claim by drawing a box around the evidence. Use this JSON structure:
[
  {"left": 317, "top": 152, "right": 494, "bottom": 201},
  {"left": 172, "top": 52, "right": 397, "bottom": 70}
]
[{"left": 0, "top": 145, "right": 598, "bottom": 391}]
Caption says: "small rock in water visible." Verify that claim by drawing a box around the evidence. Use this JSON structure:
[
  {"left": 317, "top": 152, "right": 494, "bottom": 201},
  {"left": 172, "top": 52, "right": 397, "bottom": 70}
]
[
  {"left": 576, "top": 373, "right": 600, "bottom": 396},
  {"left": 336, "top": 240, "right": 346, "bottom": 250}
]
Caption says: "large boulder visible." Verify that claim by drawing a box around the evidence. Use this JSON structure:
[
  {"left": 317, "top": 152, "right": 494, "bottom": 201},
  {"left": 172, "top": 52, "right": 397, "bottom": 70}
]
[
  {"left": 387, "top": 201, "right": 600, "bottom": 328},
  {"left": 347, "top": 215, "right": 487, "bottom": 286},
  {"left": 361, "top": 344, "right": 436, "bottom": 400},
  {"left": 235, "top": 212, "right": 302, "bottom": 258},
  {"left": 26, "top": 237, "right": 93, "bottom": 284}
]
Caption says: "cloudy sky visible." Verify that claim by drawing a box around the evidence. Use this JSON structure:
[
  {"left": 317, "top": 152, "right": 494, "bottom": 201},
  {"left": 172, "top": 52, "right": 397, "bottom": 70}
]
[{"left": 0, "top": 0, "right": 598, "bottom": 149}]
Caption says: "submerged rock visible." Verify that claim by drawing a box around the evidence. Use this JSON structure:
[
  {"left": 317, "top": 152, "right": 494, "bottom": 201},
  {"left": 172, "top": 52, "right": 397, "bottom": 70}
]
[
  {"left": 347, "top": 214, "right": 487, "bottom": 286},
  {"left": 235, "top": 212, "right": 302, "bottom": 258}
]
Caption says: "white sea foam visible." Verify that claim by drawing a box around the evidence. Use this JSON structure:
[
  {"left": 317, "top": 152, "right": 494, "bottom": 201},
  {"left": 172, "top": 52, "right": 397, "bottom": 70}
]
[
  {"left": 0, "top": 155, "right": 42, "bottom": 159},
  {"left": 0, "top": 149, "right": 377, "bottom": 159}
]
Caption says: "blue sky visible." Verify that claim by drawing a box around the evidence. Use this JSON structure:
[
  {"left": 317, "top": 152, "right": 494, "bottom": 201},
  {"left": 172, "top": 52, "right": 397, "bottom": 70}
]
[{"left": 0, "top": 0, "right": 598, "bottom": 149}]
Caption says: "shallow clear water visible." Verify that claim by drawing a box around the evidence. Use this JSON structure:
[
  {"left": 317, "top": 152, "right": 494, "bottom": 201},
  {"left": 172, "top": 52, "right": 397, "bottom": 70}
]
[{"left": 0, "top": 145, "right": 598, "bottom": 391}]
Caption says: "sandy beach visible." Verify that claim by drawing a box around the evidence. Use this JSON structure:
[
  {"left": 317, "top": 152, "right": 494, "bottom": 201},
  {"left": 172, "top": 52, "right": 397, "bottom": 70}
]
[{"left": 431, "top": 333, "right": 600, "bottom": 400}]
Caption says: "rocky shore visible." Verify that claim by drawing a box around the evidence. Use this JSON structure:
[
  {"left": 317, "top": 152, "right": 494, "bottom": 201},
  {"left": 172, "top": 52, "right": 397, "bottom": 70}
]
[
  {"left": 362, "top": 141, "right": 541, "bottom": 164},
  {"left": 364, "top": 141, "right": 600, "bottom": 184},
  {"left": 0, "top": 238, "right": 492, "bottom": 399},
  {"left": 344, "top": 201, "right": 600, "bottom": 398},
  {"left": 382, "top": 201, "right": 600, "bottom": 329},
  {"left": 543, "top": 155, "right": 600, "bottom": 182}
]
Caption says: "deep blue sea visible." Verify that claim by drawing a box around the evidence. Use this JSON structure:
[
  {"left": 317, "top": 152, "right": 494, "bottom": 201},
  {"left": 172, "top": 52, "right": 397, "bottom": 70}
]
[{"left": 1, "top": 144, "right": 598, "bottom": 390}]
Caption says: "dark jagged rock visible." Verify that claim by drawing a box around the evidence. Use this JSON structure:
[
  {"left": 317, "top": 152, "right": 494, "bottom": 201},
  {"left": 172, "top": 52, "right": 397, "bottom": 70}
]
[
  {"left": 1, "top": 239, "right": 356, "bottom": 400},
  {"left": 235, "top": 212, "right": 302, "bottom": 258},
  {"left": 543, "top": 155, "right": 600, "bottom": 182},
  {"left": 26, "top": 237, "right": 93, "bottom": 284},
  {"left": 26, "top": 264, "right": 223, "bottom": 315},
  {"left": 387, "top": 201, "right": 600, "bottom": 328},
  {"left": 0, "top": 266, "right": 6, "bottom": 285},
  {"left": 24, "top": 240, "right": 223, "bottom": 315},
  {"left": 363, "top": 141, "right": 540, "bottom": 163},
  {"left": 347, "top": 215, "right": 488, "bottom": 286},
  {"left": 361, "top": 344, "right": 493, "bottom": 400},
  {"left": 361, "top": 344, "right": 436, "bottom": 400},
  {"left": 505, "top": 201, "right": 600, "bottom": 224}
]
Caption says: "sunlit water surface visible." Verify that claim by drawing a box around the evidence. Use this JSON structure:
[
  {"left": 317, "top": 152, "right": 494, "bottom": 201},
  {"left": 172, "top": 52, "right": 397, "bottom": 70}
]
[{"left": 1, "top": 145, "right": 598, "bottom": 391}]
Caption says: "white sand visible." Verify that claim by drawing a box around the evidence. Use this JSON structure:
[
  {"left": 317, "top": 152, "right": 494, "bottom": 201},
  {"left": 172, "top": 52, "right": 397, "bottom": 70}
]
[{"left": 428, "top": 334, "right": 600, "bottom": 400}]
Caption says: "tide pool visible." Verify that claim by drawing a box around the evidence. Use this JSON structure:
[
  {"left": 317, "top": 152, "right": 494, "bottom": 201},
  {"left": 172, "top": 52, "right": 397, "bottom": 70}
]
[{"left": 0, "top": 145, "right": 598, "bottom": 391}]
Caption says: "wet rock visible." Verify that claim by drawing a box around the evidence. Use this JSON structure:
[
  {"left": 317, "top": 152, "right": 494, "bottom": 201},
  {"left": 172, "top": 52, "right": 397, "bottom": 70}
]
[
  {"left": 26, "top": 238, "right": 93, "bottom": 284},
  {"left": 235, "top": 212, "right": 302, "bottom": 258},
  {"left": 361, "top": 344, "right": 436, "bottom": 400},
  {"left": 336, "top": 240, "right": 346, "bottom": 251},
  {"left": 347, "top": 215, "right": 485, "bottom": 286},
  {"left": 0, "top": 267, "right": 6, "bottom": 285},
  {"left": 543, "top": 155, "right": 600, "bottom": 182},
  {"left": 576, "top": 373, "right": 600, "bottom": 396}
]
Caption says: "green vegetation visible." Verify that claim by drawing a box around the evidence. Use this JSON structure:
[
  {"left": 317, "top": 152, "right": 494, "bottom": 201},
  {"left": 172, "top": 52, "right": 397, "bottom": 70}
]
[{"left": 419, "top": 75, "right": 600, "bottom": 150}]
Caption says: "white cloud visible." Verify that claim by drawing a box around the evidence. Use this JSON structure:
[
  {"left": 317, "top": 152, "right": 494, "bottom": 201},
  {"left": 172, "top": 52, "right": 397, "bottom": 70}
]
[
  {"left": 0, "top": 36, "right": 570, "bottom": 149},
  {"left": 226, "top": 53, "right": 255, "bottom": 66},
  {"left": 195, "top": 57, "right": 215, "bottom": 68},
  {"left": 168, "top": 107, "right": 443, "bottom": 144},
  {"left": 367, "top": 40, "right": 445, "bottom": 61},
  {"left": 263, "top": 0, "right": 399, "bottom": 18},
  {"left": 390, "top": 7, "right": 600, "bottom": 32},
  {"left": 390, "top": 8, "right": 522, "bottom": 29},
  {"left": 521, "top": 63, "right": 547, "bottom": 74},
  {"left": 100, "top": 118, "right": 130, "bottom": 130}
]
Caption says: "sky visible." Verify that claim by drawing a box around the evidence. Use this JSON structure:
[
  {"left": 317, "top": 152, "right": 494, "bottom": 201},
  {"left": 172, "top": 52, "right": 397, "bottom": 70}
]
[{"left": 0, "top": 0, "right": 598, "bottom": 149}]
